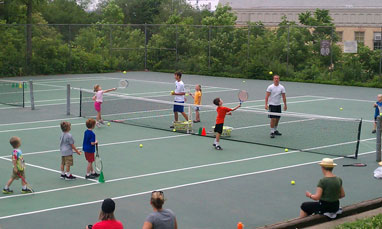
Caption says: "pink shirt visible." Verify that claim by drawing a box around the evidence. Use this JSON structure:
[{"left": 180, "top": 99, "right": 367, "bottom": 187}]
[
  {"left": 95, "top": 91, "right": 104, "bottom": 103},
  {"left": 93, "top": 220, "right": 124, "bottom": 229}
]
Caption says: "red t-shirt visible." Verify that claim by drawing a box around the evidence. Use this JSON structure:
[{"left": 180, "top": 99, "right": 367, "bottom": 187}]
[
  {"left": 216, "top": 106, "right": 232, "bottom": 124},
  {"left": 93, "top": 220, "right": 124, "bottom": 229}
]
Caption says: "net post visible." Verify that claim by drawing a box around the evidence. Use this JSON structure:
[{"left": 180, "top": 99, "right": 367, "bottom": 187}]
[
  {"left": 22, "top": 81, "right": 25, "bottom": 108},
  {"left": 354, "top": 118, "right": 362, "bottom": 159},
  {"left": 79, "top": 89, "right": 82, "bottom": 117},
  {"left": 66, "top": 84, "right": 70, "bottom": 115},
  {"left": 29, "top": 80, "right": 35, "bottom": 110},
  {"left": 377, "top": 116, "right": 382, "bottom": 162}
]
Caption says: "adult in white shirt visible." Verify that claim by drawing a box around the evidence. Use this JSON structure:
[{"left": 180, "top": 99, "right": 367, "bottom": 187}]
[
  {"left": 171, "top": 72, "right": 189, "bottom": 128},
  {"left": 265, "top": 75, "right": 287, "bottom": 138}
]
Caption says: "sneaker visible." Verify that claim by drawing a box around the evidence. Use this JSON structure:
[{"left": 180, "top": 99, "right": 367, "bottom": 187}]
[
  {"left": 65, "top": 174, "right": 76, "bottom": 180},
  {"left": 170, "top": 125, "right": 174, "bottom": 129},
  {"left": 274, "top": 130, "right": 282, "bottom": 136},
  {"left": 213, "top": 143, "right": 216, "bottom": 147},
  {"left": 99, "top": 120, "right": 105, "bottom": 125},
  {"left": 193, "top": 120, "right": 200, "bottom": 123},
  {"left": 60, "top": 174, "right": 66, "bottom": 179},
  {"left": 92, "top": 173, "right": 100, "bottom": 177},
  {"left": 2, "top": 188, "right": 13, "bottom": 194},
  {"left": 21, "top": 188, "right": 32, "bottom": 194},
  {"left": 215, "top": 145, "right": 223, "bottom": 150},
  {"left": 270, "top": 133, "right": 275, "bottom": 138},
  {"left": 96, "top": 122, "right": 101, "bottom": 128},
  {"left": 372, "top": 130, "right": 376, "bottom": 134},
  {"left": 85, "top": 174, "right": 96, "bottom": 179}
]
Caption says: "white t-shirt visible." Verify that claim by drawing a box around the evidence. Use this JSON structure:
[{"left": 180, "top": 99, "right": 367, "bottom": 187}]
[
  {"left": 174, "top": 81, "right": 185, "bottom": 102},
  {"left": 95, "top": 90, "right": 103, "bottom": 103},
  {"left": 266, "top": 84, "right": 286, "bottom": 106}
]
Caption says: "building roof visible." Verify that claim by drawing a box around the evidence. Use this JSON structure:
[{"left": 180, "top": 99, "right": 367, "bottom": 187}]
[{"left": 219, "top": 0, "right": 382, "bottom": 9}]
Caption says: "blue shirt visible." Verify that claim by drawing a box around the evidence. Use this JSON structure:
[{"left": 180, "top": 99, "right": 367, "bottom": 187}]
[
  {"left": 375, "top": 101, "right": 382, "bottom": 118},
  {"left": 83, "top": 129, "right": 96, "bottom": 153}
]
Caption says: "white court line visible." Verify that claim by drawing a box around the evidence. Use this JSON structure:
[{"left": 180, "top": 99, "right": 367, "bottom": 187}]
[
  {"left": 0, "top": 157, "right": 93, "bottom": 182},
  {"left": 0, "top": 149, "right": 374, "bottom": 220},
  {"left": 307, "top": 95, "right": 374, "bottom": 103},
  {"left": 0, "top": 117, "right": 81, "bottom": 127}
]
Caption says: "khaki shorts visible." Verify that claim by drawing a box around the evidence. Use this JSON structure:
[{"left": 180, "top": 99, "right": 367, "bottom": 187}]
[
  {"left": 61, "top": 155, "right": 74, "bottom": 167},
  {"left": 11, "top": 169, "right": 25, "bottom": 180}
]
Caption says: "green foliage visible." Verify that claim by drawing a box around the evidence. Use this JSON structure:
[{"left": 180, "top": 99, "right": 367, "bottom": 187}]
[{"left": 336, "top": 214, "right": 382, "bottom": 229}]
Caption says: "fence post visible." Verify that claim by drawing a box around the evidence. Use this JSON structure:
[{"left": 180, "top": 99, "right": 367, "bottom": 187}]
[
  {"left": 29, "top": 80, "right": 35, "bottom": 110},
  {"left": 286, "top": 25, "right": 290, "bottom": 77},
  {"left": 247, "top": 25, "right": 250, "bottom": 72},
  {"left": 67, "top": 84, "right": 70, "bottom": 115},
  {"left": 68, "top": 25, "right": 72, "bottom": 72},
  {"left": 380, "top": 26, "right": 382, "bottom": 77},
  {"left": 176, "top": 25, "right": 178, "bottom": 70},
  {"left": 144, "top": 24, "right": 148, "bottom": 70},
  {"left": 330, "top": 27, "right": 334, "bottom": 80},
  {"left": 208, "top": 25, "right": 211, "bottom": 69}
]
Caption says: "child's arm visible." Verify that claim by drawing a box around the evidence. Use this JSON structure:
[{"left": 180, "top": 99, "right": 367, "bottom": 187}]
[
  {"left": 71, "top": 144, "right": 82, "bottom": 155},
  {"left": 103, "top": 88, "right": 117, "bottom": 93},
  {"left": 231, "top": 104, "right": 241, "bottom": 111},
  {"left": 374, "top": 103, "right": 378, "bottom": 107},
  {"left": 91, "top": 140, "right": 98, "bottom": 146}
]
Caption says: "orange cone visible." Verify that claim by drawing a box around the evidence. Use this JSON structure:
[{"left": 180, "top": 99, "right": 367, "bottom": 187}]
[
  {"left": 237, "top": 222, "right": 244, "bottom": 229},
  {"left": 201, "top": 127, "right": 206, "bottom": 136}
]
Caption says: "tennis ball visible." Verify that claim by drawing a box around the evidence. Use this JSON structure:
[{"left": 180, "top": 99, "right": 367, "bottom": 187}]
[
  {"left": 139, "top": 144, "right": 143, "bottom": 148},
  {"left": 243, "top": 80, "right": 246, "bottom": 83},
  {"left": 171, "top": 91, "right": 174, "bottom": 95},
  {"left": 185, "top": 93, "right": 189, "bottom": 96},
  {"left": 285, "top": 148, "right": 288, "bottom": 152},
  {"left": 340, "top": 107, "right": 343, "bottom": 111},
  {"left": 123, "top": 71, "right": 127, "bottom": 74},
  {"left": 173, "top": 129, "right": 176, "bottom": 132},
  {"left": 269, "top": 71, "right": 273, "bottom": 75},
  {"left": 291, "top": 180, "right": 295, "bottom": 185},
  {"left": 107, "top": 122, "right": 111, "bottom": 126}
]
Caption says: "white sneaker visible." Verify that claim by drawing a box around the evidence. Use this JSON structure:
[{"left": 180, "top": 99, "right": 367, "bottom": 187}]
[{"left": 96, "top": 122, "right": 101, "bottom": 128}]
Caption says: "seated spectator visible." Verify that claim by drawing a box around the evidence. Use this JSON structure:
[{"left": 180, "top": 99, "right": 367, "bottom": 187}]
[
  {"left": 300, "top": 158, "right": 345, "bottom": 219},
  {"left": 86, "top": 198, "right": 124, "bottom": 229},
  {"left": 142, "top": 191, "right": 178, "bottom": 229}
]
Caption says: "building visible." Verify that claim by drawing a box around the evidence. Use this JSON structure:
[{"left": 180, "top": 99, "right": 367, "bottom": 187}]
[
  {"left": 219, "top": 0, "right": 382, "bottom": 50},
  {"left": 187, "top": 0, "right": 219, "bottom": 11}
]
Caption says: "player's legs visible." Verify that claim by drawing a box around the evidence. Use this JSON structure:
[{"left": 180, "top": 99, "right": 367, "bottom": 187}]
[
  {"left": 373, "top": 117, "right": 377, "bottom": 133},
  {"left": 195, "top": 109, "right": 200, "bottom": 122},
  {"left": 174, "top": 112, "right": 179, "bottom": 122},
  {"left": 299, "top": 209, "right": 308, "bottom": 218},
  {"left": 181, "top": 112, "right": 189, "bottom": 121},
  {"left": 5, "top": 177, "right": 14, "bottom": 188}
]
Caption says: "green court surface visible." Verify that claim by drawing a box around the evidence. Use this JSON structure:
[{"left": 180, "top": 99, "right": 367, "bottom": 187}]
[{"left": 0, "top": 72, "right": 381, "bottom": 229}]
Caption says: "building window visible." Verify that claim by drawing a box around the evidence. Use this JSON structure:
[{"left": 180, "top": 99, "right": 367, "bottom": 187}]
[
  {"left": 374, "top": 32, "right": 382, "bottom": 50},
  {"left": 354, "top": 32, "right": 365, "bottom": 44},
  {"left": 336, "top": 31, "right": 343, "bottom": 42}
]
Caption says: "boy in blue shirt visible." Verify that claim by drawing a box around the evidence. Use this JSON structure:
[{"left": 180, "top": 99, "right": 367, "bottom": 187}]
[
  {"left": 83, "top": 118, "right": 98, "bottom": 179},
  {"left": 372, "top": 94, "right": 382, "bottom": 133}
]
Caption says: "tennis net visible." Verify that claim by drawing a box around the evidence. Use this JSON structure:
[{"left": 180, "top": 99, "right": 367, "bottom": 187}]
[
  {"left": 77, "top": 88, "right": 362, "bottom": 158},
  {"left": 0, "top": 79, "right": 25, "bottom": 107}
]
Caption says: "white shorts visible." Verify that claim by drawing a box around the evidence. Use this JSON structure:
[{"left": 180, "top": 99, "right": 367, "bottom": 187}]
[{"left": 194, "top": 106, "right": 200, "bottom": 111}]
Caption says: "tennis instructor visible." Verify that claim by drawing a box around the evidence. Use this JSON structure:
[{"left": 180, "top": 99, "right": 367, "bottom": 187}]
[{"left": 265, "top": 75, "right": 287, "bottom": 138}]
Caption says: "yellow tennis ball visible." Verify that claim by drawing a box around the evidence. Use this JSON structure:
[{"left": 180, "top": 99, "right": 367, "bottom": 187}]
[
  {"left": 185, "top": 93, "right": 189, "bottom": 96},
  {"left": 173, "top": 129, "right": 176, "bottom": 132},
  {"left": 139, "top": 144, "right": 143, "bottom": 148},
  {"left": 171, "top": 91, "right": 174, "bottom": 95},
  {"left": 340, "top": 107, "right": 343, "bottom": 111},
  {"left": 291, "top": 180, "right": 295, "bottom": 185},
  {"left": 242, "top": 80, "right": 246, "bottom": 83},
  {"left": 107, "top": 122, "right": 111, "bottom": 126},
  {"left": 269, "top": 71, "right": 273, "bottom": 75},
  {"left": 285, "top": 148, "right": 288, "bottom": 152},
  {"left": 123, "top": 71, "right": 127, "bottom": 74}
]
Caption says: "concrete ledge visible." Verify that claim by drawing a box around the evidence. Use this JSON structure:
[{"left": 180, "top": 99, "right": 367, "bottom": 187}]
[{"left": 257, "top": 197, "right": 382, "bottom": 229}]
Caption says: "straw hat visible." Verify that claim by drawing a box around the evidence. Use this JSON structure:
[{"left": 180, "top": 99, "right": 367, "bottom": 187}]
[{"left": 318, "top": 158, "right": 337, "bottom": 168}]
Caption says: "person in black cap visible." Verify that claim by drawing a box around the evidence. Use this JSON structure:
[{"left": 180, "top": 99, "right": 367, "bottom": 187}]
[{"left": 86, "top": 198, "right": 124, "bottom": 229}]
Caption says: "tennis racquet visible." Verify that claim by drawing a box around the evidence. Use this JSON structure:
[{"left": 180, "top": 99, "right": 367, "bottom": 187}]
[
  {"left": 17, "top": 172, "right": 34, "bottom": 193},
  {"left": 119, "top": 79, "right": 129, "bottom": 89},
  {"left": 238, "top": 90, "right": 248, "bottom": 105},
  {"left": 343, "top": 163, "right": 367, "bottom": 167},
  {"left": 95, "top": 143, "right": 103, "bottom": 173}
]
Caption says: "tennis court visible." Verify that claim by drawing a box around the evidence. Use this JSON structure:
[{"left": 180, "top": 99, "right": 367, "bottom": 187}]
[{"left": 0, "top": 72, "right": 381, "bottom": 228}]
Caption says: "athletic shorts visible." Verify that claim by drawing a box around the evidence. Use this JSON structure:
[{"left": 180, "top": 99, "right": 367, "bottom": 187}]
[
  {"left": 214, "top": 123, "right": 224, "bottom": 134},
  {"left": 300, "top": 200, "right": 340, "bottom": 215},
  {"left": 61, "top": 155, "right": 74, "bottom": 167},
  {"left": 173, "top": 101, "right": 185, "bottom": 113},
  {"left": 94, "top": 102, "right": 102, "bottom": 112},
  {"left": 11, "top": 169, "right": 25, "bottom": 180},
  {"left": 194, "top": 106, "right": 200, "bottom": 111},
  {"left": 85, "top": 152, "right": 95, "bottom": 163},
  {"left": 268, "top": 105, "right": 281, "bottom": 119}
]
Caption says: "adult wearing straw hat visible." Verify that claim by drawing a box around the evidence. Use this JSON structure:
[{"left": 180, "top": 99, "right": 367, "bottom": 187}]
[{"left": 300, "top": 158, "right": 345, "bottom": 218}]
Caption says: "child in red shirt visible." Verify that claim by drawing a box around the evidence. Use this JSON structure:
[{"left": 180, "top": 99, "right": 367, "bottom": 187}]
[{"left": 213, "top": 98, "right": 241, "bottom": 150}]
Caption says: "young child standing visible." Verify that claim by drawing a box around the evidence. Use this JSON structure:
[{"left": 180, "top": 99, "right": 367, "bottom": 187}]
[
  {"left": 213, "top": 98, "right": 241, "bottom": 150},
  {"left": 190, "top": 84, "right": 202, "bottom": 123},
  {"left": 373, "top": 94, "right": 382, "bottom": 133},
  {"left": 3, "top": 136, "right": 32, "bottom": 194},
  {"left": 60, "top": 121, "right": 82, "bottom": 180},
  {"left": 170, "top": 71, "right": 189, "bottom": 128},
  {"left": 93, "top": 84, "right": 117, "bottom": 127},
  {"left": 83, "top": 118, "right": 99, "bottom": 179}
]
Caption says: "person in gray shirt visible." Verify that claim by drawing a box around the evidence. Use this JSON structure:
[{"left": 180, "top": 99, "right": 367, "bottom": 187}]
[{"left": 142, "top": 191, "right": 178, "bottom": 229}]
